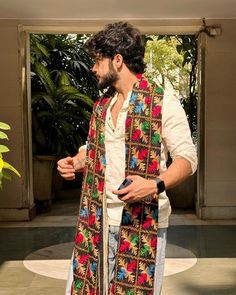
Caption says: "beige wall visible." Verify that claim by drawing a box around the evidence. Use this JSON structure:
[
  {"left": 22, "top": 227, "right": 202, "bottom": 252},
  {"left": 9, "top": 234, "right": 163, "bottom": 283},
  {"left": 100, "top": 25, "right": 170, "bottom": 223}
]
[
  {"left": 0, "top": 20, "right": 32, "bottom": 220},
  {"left": 197, "top": 19, "right": 236, "bottom": 219},
  {"left": 0, "top": 18, "right": 235, "bottom": 220}
]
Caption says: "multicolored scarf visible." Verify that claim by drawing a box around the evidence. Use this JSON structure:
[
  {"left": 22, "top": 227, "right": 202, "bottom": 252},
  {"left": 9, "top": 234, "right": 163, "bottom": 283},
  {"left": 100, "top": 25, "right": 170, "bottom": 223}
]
[{"left": 71, "top": 75, "right": 163, "bottom": 295}]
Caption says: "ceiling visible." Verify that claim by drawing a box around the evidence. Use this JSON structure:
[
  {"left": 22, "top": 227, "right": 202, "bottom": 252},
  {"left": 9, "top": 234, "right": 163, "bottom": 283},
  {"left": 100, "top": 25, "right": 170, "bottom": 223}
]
[{"left": 0, "top": 0, "right": 235, "bottom": 20}]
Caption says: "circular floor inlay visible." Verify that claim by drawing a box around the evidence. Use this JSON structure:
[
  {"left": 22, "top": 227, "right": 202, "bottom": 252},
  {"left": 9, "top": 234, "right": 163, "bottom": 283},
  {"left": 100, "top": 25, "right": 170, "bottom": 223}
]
[
  {"left": 24, "top": 242, "right": 73, "bottom": 280},
  {"left": 23, "top": 242, "right": 197, "bottom": 280}
]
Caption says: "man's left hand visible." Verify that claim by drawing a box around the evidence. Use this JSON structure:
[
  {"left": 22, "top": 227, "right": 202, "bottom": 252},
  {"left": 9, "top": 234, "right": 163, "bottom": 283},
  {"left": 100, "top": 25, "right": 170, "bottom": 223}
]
[{"left": 112, "top": 175, "right": 157, "bottom": 203}]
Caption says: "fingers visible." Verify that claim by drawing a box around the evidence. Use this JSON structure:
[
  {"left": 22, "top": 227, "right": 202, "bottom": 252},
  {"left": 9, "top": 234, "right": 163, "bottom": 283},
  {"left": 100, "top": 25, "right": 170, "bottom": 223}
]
[
  {"left": 125, "top": 175, "right": 138, "bottom": 181},
  {"left": 60, "top": 174, "right": 75, "bottom": 180},
  {"left": 112, "top": 178, "right": 134, "bottom": 197},
  {"left": 58, "top": 157, "right": 74, "bottom": 167},
  {"left": 112, "top": 184, "right": 134, "bottom": 202},
  {"left": 57, "top": 157, "right": 75, "bottom": 180},
  {"left": 113, "top": 175, "right": 139, "bottom": 201},
  {"left": 112, "top": 175, "right": 155, "bottom": 203}
]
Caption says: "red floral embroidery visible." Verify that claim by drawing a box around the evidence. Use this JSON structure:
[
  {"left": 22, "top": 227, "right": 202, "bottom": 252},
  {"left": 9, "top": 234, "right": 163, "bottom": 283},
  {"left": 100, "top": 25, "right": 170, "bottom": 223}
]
[
  {"left": 89, "top": 214, "right": 95, "bottom": 225},
  {"left": 132, "top": 206, "right": 141, "bottom": 217},
  {"left": 136, "top": 73, "right": 142, "bottom": 80},
  {"left": 120, "top": 240, "right": 130, "bottom": 252},
  {"left": 92, "top": 234, "right": 100, "bottom": 245},
  {"left": 79, "top": 254, "right": 89, "bottom": 264},
  {"left": 150, "top": 236, "right": 157, "bottom": 248},
  {"left": 148, "top": 159, "right": 158, "bottom": 173},
  {"left": 98, "top": 181, "right": 104, "bottom": 192},
  {"left": 139, "top": 79, "right": 148, "bottom": 89},
  {"left": 142, "top": 217, "right": 153, "bottom": 229},
  {"left": 89, "top": 149, "right": 95, "bottom": 160},
  {"left": 125, "top": 117, "right": 132, "bottom": 128},
  {"left": 87, "top": 267, "right": 91, "bottom": 278},
  {"left": 152, "top": 105, "right": 162, "bottom": 117},
  {"left": 89, "top": 128, "right": 95, "bottom": 138},
  {"left": 132, "top": 129, "right": 141, "bottom": 141},
  {"left": 75, "top": 233, "right": 84, "bottom": 244},
  {"left": 138, "top": 273, "right": 147, "bottom": 284},
  {"left": 110, "top": 283, "right": 115, "bottom": 294},
  {"left": 138, "top": 149, "right": 148, "bottom": 160},
  {"left": 102, "top": 110, "right": 106, "bottom": 119},
  {"left": 127, "top": 261, "right": 137, "bottom": 272},
  {"left": 101, "top": 97, "right": 109, "bottom": 105},
  {"left": 145, "top": 96, "right": 151, "bottom": 104},
  {"left": 94, "top": 100, "right": 99, "bottom": 108},
  {"left": 95, "top": 161, "right": 101, "bottom": 172}
]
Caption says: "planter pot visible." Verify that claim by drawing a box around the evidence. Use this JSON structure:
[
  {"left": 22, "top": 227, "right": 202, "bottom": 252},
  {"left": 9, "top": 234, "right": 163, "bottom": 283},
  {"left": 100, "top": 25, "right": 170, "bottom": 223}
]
[{"left": 33, "top": 155, "right": 55, "bottom": 212}]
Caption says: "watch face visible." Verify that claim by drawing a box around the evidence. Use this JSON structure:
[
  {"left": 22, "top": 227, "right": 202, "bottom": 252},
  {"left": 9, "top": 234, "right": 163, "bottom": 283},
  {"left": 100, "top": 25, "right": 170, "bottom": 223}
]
[{"left": 156, "top": 178, "right": 165, "bottom": 194}]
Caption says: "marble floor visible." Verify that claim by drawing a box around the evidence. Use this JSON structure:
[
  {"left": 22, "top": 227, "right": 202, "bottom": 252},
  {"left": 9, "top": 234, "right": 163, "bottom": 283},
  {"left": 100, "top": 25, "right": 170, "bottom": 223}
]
[{"left": 0, "top": 199, "right": 236, "bottom": 295}]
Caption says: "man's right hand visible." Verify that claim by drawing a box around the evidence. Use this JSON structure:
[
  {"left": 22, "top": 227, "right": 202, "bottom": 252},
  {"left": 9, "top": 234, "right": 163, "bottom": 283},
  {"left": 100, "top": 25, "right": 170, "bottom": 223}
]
[
  {"left": 57, "top": 149, "right": 86, "bottom": 180},
  {"left": 57, "top": 157, "right": 76, "bottom": 180}
]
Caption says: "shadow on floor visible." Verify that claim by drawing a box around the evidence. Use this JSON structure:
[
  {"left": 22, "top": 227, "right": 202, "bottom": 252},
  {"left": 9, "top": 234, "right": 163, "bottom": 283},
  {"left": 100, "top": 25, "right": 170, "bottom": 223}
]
[
  {"left": 0, "top": 227, "right": 75, "bottom": 263},
  {"left": 167, "top": 225, "right": 236, "bottom": 258}
]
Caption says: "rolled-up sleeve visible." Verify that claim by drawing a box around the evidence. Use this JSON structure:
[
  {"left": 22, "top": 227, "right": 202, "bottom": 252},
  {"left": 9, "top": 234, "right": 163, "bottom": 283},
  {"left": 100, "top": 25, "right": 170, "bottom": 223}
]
[
  {"left": 162, "top": 93, "right": 198, "bottom": 174},
  {"left": 78, "top": 142, "right": 87, "bottom": 153}
]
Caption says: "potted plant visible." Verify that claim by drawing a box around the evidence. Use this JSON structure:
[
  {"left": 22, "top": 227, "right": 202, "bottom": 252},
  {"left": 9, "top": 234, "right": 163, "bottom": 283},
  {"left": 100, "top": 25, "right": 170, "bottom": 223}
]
[
  {"left": 30, "top": 34, "right": 98, "bottom": 209},
  {"left": 31, "top": 61, "right": 94, "bottom": 209}
]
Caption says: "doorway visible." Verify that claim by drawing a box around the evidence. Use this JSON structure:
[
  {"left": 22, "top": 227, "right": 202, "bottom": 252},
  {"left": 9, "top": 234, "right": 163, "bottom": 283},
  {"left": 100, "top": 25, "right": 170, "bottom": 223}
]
[{"left": 21, "top": 23, "right": 202, "bottom": 215}]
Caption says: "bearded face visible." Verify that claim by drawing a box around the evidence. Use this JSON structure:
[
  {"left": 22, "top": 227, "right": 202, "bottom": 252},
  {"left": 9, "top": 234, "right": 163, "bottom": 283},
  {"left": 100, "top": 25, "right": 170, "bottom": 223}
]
[{"left": 97, "top": 59, "right": 119, "bottom": 90}]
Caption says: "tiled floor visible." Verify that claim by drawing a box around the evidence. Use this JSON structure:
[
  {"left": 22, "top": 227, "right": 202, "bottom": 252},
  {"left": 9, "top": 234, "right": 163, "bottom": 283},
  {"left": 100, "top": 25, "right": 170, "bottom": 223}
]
[{"left": 0, "top": 199, "right": 236, "bottom": 295}]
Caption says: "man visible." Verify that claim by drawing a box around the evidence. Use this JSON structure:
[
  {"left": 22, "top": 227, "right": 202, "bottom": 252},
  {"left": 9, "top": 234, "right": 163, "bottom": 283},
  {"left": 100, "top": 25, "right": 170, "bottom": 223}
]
[{"left": 57, "top": 22, "right": 197, "bottom": 295}]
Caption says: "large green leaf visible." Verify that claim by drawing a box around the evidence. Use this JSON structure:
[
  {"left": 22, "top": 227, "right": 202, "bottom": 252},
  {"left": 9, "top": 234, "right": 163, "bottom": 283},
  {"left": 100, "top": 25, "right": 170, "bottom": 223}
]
[
  {"left": 56, "top": 86, "right": 93, "bottom": 106},
  {"left": 37, "top": 110, "right": 54, "bottom": 119},
  {"left": 35, "top": 41, "right": 49, "bottom": 58},
  {"left": 57, "top": 119, "right": 75, "bottom": 134},
  {"left": 0, "top": 145, "right": 9, "bottom": 153},
  {"left": 0, "top": 122, "right": 10, "bottom": 130},
  {"left": 31, "top": 45, "right": 44, "bottom": 61},
  {"left": 2, "top": 170, "right": 12, "bottom": 181},
  {"left": 59, "top": 71, "right": 71, "bottom": 86},
  {"left": 32, "top": 93, "right": 56, "bottom": 109},
  {"left": 34, "top": 61, "right": 56, "bottom": 95},
  {"left": 0, "top": 131, "right": 9, "bottom": 140},
  {"left": 3, "top": 161, "right": 21, "bottom": 177},
  {"left": 0, "top": 157, "right": 3, "bottom": 172}
]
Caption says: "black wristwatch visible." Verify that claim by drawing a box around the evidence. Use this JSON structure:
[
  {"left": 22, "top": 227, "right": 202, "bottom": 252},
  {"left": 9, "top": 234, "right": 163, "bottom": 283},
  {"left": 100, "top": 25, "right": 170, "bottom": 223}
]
[{"left": 155, "top": 178, "right": 165, "bottom": 194}]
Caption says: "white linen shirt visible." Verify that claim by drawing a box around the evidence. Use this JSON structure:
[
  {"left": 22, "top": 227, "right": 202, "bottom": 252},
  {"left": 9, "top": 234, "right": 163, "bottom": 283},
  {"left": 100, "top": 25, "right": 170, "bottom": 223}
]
[{"left": 82, "top": 91, "right": 197, "bottom": 228}]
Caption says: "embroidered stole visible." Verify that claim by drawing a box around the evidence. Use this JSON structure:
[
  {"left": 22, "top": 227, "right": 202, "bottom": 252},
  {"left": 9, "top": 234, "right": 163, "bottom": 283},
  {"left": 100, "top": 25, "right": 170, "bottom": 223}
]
[{"left": 72, "top": 76, "right": 163, "bottom": 295}]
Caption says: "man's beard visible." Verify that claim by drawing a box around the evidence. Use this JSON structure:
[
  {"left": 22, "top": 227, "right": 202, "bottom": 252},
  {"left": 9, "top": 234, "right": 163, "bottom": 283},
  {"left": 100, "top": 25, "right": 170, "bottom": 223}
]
[{"left": 97, "top": 62, "right": 119, "bottom": 90}]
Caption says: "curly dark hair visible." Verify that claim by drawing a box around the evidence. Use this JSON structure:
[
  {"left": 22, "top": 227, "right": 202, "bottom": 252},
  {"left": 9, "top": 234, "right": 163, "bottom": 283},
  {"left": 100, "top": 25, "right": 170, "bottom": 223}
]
[{"left": 85, "top": 22, "right": 146, "bottom": 74}]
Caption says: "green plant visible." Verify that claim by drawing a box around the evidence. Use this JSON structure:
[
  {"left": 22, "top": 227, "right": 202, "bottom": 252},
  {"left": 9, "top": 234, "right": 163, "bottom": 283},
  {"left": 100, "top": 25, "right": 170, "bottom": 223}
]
[
  {"left": 144, "top": 35, "right": 198, "bottom": 139},
  {"left": 31, "top": 34, "right": 99, "bottom": 158},
  {"left": 31, "top": 34, "right": 99, "bottom": 99},
  {"left": 145, "top": 36, "right": 189, "bottom": 94},
  {"left": 32, "top": 61, "right": 94, "bottom": 158},
  {"left": 0, "top": 122, "right": 21, "bottom": 188},
  {"left": 176, "top": 35, "right": 198, "bottom": 140}
]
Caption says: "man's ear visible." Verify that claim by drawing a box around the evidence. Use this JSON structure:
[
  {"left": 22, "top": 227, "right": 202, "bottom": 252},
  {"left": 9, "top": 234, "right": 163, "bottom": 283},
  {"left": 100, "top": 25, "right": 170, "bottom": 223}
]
[{"left": 113, "top": 54, "right": 123, "bottom": 69}]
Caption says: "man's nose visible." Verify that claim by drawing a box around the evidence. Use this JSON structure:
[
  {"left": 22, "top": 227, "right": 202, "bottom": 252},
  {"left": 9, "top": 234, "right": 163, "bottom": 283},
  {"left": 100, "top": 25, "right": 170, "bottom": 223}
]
[{"left": 92, "top": 64, "right": 97, "bottom": 73}]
